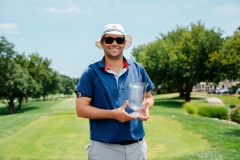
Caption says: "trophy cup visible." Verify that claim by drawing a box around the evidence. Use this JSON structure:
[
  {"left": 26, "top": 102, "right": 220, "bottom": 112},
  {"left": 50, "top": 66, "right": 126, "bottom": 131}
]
[{"left": 128, "top": 82, "right": 148, "bottom": 117}]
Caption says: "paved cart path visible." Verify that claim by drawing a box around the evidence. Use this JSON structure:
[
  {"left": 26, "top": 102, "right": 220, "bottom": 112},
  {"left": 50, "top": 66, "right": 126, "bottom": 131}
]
[
  {"left": 205, "top": 97, "right": 224, "bottom": 106},
  {"left": 192, "top": 94, "right": 224, "bottom": 106}
]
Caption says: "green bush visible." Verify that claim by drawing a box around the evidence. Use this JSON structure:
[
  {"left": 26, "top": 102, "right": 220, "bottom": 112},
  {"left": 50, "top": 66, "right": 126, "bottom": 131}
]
[
  {"left": 182, "top": 101, "right": 228, "bottom": 120},
  {"left": 182, "top": 102, "right": 200, "bottom": 114},
  {"left": 197, "top": 105, "right": 228, "bottom": 119},
  {"left": 185, "top": 105, "right": 195, "bottom": 114},
  {"left": 183, "top": 103, "right": 194, "bottom": 114},
  {"left": 229, "top": 104, "right": 237, "bottom": 109},
  {"left": 197, "top": 106, "right": 212, "bottom": 117},
  {"left": 229, "top": 105, "right": 240, "bottom": 124}
]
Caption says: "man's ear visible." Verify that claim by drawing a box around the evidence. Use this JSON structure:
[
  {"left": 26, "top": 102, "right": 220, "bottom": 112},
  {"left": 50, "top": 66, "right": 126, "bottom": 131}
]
[
  {"left": 100, "top": 40, "right": 103, "bottom": 46},
  {"left": 124, "top": 40, "right": 126, "bottom": 47}
]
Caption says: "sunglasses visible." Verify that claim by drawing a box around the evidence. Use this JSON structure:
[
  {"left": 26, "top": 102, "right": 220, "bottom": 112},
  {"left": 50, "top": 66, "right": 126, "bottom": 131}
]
[{"left": 102, "top": 37, "right": 125, "bottom": 44}]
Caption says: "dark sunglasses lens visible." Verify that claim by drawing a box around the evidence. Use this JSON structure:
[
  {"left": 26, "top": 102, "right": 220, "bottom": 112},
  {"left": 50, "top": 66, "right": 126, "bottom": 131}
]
[
  {"left": 115, "top": 37, "right": 125, "bottom": 44},
  {"left": 104, "top": 37, "right": 114, "bottom": 44},
  {"left": 104, "top": 37, "right": 125, "bottom": 44}
]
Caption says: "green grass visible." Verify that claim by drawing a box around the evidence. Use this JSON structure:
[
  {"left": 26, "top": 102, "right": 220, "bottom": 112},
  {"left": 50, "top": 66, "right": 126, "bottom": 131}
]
[
  {"left": 197, "top": 92, "right": 240, "bottom": 107},
  {"left": 0, "top": 93, "right": 240, "bottom": 160},
  {"left": 149, "top": 93, "right": 240, "bottom": 160},
  {"left": 145, "top": 115, "right": 209, "bottom": 159},
  {"left": 212, "top": 94, "right": 240, "bottom": 107},
  {"left": 0, "top": 98, "right": 90, "bottom": 160}
]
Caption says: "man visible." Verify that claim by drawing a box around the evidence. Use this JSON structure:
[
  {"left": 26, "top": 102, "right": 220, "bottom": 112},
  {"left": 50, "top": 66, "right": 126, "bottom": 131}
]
[{"left": 75, "top": 24, "right": 154, "bottom": 160}]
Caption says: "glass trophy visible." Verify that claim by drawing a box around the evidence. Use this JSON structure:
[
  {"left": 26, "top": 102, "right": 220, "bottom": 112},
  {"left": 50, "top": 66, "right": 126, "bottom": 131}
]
[{"left": 128, "top": 82, "right": 148, "bottom": 117}]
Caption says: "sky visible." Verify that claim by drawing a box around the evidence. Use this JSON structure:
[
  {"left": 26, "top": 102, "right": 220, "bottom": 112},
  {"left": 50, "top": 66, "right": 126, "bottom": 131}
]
[{"left": 0, "top": 0, "right": 240, "bottom": 78}]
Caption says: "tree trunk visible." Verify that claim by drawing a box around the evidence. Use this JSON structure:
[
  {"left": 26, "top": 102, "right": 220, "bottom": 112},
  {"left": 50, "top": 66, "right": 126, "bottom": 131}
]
[
  {"left": 164, "top": 76, "right": 170, "bottom": 93},
  {"left": 185, "top": 91, "right": 191, "bottom": 102},
  {"left": 17, "top": 96, "right": 23, "bottom": 110},
  {"left": 185, "top": 82, "right": 193, "bottom": 102},
  {"left": 179, "top": 86, "right": 185, "bottom": 97},
  {"left": 8, "top": 98, "right": 15, "bottom": 114}
]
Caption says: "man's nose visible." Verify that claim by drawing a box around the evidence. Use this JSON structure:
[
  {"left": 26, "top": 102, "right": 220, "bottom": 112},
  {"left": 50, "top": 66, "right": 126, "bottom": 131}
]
[{"left": 112, "top": 39, "right": 118, "bottom": 45}]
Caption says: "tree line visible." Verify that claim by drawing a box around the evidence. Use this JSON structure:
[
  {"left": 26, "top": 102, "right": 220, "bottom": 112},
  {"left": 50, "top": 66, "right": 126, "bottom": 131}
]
[
  {"left": 1, "top": 21, "right": 239, "bottom": 113},
  {"left": 0, "top": 36, "right": 78, "bottom": 114},
  {"left": 131, "top": 21, "right": 240, "bottom": 102}
]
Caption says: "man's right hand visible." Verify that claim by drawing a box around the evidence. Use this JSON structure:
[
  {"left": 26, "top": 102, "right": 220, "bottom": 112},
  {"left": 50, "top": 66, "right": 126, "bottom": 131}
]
[{"left": 112, "top": 100, "right": 136, "bottom": 122}]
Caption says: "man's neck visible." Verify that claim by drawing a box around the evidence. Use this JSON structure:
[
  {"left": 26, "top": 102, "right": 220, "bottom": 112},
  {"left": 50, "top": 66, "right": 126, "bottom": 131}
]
[{"left": 105, "top": 56, "right": 124, "bottom": 75}]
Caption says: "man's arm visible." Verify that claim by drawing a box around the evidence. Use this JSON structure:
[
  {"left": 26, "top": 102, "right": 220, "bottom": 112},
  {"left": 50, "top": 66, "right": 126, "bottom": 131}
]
[
  {"left": 76, "top": 97, "right": 136, "bottom": 122},
  {"left": 145, "top": 91, "right": 154, "bottom": 109}
]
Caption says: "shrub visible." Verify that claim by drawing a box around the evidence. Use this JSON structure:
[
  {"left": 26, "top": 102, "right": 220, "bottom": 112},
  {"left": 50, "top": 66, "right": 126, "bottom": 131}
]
[
  {"left": 182, "top": 101, "right": 229, "bottom": 120},
  {"left": 197, "top": 105, "right": 228, "bottom": 119},
  {"left": 229, "top": 104, "right": 236, "bottom": 109},
  {"left": 197, "top": 106, "right": 212, "bottom": 117},
  {"left": 182, "top": 102, "right": 199, "bottom": 114},
  {"left": 229, "top": 105, "right": 240, "bottom": 124},
  {"left": 185, "top": 105, "right": 195, "bottom": 114}
]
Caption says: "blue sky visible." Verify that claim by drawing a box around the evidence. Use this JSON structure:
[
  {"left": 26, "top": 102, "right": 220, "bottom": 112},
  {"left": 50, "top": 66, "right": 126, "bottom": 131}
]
[{"left": 1, "top": 0, "right": 240, "bottom": 78}]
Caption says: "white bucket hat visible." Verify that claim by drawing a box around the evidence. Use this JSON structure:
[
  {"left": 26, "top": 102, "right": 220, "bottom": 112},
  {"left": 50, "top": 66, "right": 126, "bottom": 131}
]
[{"left": 95, "top": 24, "right": 132, "bottom": 49}]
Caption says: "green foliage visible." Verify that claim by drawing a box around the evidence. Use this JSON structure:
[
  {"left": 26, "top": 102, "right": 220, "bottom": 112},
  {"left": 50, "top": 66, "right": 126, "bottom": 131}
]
[
  {"left": 182, "top": 100, "right": 228, "bottom": 120},
  {"left": 182, "top": 101, "right": 200, "bottom": 114},
  {"left": 0, "top": 37, "right": 34, "bottom": 112},
  {"left": 184, "top": 104, "right": 195, "bottom": 114},
  {"left": 131, "top": 22, "right": 239, "bottom": 102},
  {"left": 229, "top": 104, "right": 237, "bottom": 109},
  {"left": 209, "top": 27, "right": 240, "bottom": 82},
  {"left": 130, "top": 44, "right": 147, "bottom": 62},
  {"left": 229, "top": 105, "right": 240, "bottom": 124},
  {"left": 0, "top": 36, "right": 15, "bottom": 58},
  {"left": 60, "top": 75, "right": 76, "bottom": 96},
  {"left": 72, "top": 77, "right": 80, "bottom": 85},
  {"left": 0, "top": 37, "right": 77, "bottom": 113},
  {"left": 27, "top": 53, "right": 59, "bottom": 98},
  {"left": 131, "top": 21, "right": 225, "bottom": 101},
  {"left": 197, "top": 105, "right": 228, "bottom": 119}
]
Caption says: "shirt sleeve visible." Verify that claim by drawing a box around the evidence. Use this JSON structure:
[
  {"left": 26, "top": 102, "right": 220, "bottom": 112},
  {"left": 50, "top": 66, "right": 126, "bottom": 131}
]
[
  {"left": 140, "top": 64, "right": 155, "bottom": 92},
  {"left": 75, "top": 67, "right": 94, "bottom": 98}
]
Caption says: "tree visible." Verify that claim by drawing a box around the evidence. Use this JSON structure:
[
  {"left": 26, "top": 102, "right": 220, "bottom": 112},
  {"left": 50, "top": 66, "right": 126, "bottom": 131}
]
[
  {"left": 0, "top": 37, "right": 62, "bottom": 113},
  {"left": 43, "top": 70, "right": 61, "bottom": 100},
  {"left": 209, "top": 27, "right": 240, "bottom": 82},
  {"left": 14, "top": 53, "right": 41, "bottom": 108},
  {"left": 0, "top": 37, "right": 30, "bottom": 113},
  {"left": 27, "top": 53, "right": 61, "bottom": 100},
  {"left": 60, "top": 75, "right": 76, "bottom": 97},
  {"left": 0, "top": 60, "right": 30, "bottom": 113},
  {"left": 72, "top": 77, "right": 80, "bottom": 85},
  {"left": 167, "top": 22, "right": 223, "bottom": 101},
  {"left": 131, "top": 22, "right": 224, "bottom": 102},
  {"left": 131, "top": 44, "right": 147, "bottom": 62}
]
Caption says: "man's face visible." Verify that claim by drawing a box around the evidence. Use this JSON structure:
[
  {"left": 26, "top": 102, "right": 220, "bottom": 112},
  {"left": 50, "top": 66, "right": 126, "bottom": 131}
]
[{"left": 100, "top": 33, "right": 126, "bottom": 60}]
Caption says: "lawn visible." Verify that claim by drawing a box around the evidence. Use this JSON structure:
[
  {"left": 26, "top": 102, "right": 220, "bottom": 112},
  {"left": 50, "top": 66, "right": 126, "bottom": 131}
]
[{"left": 0, "top": 93, "right": 240, "bottom": 160}]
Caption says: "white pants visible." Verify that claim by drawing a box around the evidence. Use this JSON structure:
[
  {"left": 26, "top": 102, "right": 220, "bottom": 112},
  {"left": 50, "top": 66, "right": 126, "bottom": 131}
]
[{"left": 86, "top": 139, "right": 148, "bottom": 160}]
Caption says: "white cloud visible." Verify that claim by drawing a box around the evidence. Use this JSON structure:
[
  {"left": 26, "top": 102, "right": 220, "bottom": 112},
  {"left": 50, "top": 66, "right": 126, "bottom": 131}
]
[
  {"left": 44, "top": 4, "right": 90, "bottom": 14},
  {"left": 0, "top": 23, "right": 20, "bottom": 34}
]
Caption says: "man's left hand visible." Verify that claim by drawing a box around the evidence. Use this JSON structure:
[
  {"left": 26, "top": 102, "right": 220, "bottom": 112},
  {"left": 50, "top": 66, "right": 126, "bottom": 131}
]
[{"left": 138, "top": 102, "right": 150, "bottom": 121}]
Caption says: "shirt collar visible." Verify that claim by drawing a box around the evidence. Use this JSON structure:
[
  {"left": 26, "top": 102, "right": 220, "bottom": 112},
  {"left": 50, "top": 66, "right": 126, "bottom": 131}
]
[{"left": 98, "top": 56, "right": 129, "bottom": 72}]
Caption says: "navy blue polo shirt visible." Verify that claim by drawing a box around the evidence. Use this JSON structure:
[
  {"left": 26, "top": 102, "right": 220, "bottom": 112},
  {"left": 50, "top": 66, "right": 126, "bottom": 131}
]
[{"left": 75, "top": 56, "right": 154, "bottom": 143}]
